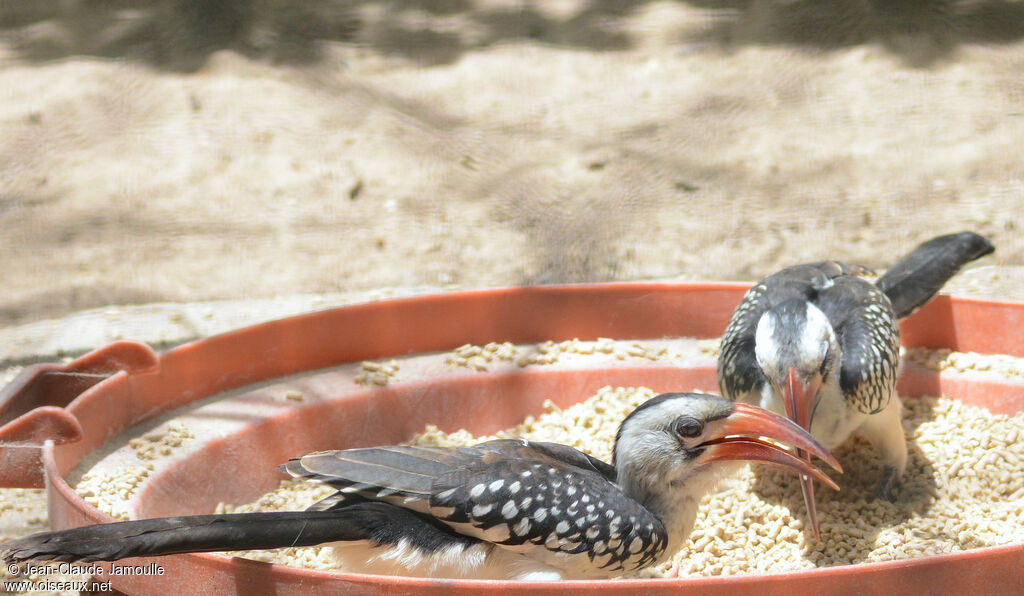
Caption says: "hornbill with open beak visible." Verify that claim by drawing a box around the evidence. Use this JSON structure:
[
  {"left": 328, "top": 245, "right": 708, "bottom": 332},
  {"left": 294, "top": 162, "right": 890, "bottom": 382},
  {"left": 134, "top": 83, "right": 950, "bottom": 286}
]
[
  {"left": 717, "top": 231, "right": 994, "bottom": 539},
  {"left": 2, "top": 393, "right": 840, "bottom": 580}
]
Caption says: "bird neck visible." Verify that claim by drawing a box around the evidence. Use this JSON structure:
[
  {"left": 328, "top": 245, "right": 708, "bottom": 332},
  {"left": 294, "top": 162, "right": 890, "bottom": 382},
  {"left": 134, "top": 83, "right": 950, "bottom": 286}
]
[
  {"left": 800, "top": 372, "right": 848, "bottom": 449},
  {"left": 644, "top": 490, "right": 703, "bottom": 558},
  {"left": 617, "top": 464, "right": 732, "bottom": 559}
]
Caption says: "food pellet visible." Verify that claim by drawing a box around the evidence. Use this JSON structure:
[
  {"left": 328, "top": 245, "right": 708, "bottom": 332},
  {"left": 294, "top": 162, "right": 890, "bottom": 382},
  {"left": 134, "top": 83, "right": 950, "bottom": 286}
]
[{"left": 354, "top": 359, "right": 399, "bottom": 386}]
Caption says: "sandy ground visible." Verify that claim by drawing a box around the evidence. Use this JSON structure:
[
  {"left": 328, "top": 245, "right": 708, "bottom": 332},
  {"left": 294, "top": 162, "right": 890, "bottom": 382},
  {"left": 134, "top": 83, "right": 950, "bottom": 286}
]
[
  {"left": 2, "top": 1, "right": 1024, "bottom": 593},
  {"left": 3, "top": 0, "right": 1024, "bottom": 330}
]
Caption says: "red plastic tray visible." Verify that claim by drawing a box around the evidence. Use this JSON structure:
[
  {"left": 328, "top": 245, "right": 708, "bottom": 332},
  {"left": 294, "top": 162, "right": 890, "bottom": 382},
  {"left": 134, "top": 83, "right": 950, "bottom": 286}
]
[{"left": 2, "top": 283, "right": 1022, "bottom": 595}]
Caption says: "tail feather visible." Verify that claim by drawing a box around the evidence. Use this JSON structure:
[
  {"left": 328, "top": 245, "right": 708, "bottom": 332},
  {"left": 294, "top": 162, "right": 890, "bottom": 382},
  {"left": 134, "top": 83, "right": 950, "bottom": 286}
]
[
  {"left": 876, "top": 232, "right": 994, "bottom": 318},
  {"left": 1, "top": 511, "right": 364, "bottom": 563}
]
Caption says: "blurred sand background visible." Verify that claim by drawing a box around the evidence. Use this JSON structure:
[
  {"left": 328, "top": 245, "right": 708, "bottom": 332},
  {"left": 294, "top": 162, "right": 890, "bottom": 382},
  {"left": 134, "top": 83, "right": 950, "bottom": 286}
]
[
  {"left": 2, "top": 1, "right": 1024, "bottom": 592},
  {"left": 2, "top": 0, "right": 1024, "bottom": 333}
]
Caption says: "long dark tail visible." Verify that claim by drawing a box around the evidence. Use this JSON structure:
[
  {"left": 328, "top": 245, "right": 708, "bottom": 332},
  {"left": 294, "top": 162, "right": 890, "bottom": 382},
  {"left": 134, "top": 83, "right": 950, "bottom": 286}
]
[
  {"left": 876, "top": 232, "right": 994, "bottom": 319},
  {"left": 1, "top": 511, "right": 363, "bottom": 563}
]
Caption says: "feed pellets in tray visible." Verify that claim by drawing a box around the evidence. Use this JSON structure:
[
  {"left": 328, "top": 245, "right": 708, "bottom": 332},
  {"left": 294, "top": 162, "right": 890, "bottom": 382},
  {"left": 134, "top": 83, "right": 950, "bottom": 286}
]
[{"left": 217, "top": 385, "right": 1024, "bottom": 576}]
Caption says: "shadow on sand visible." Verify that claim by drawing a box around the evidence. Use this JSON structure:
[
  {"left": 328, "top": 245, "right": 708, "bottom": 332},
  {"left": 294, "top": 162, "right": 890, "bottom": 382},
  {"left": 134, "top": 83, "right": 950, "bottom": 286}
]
[{"left": 3, "top": 1, "right": 1024, "bottom": 71}]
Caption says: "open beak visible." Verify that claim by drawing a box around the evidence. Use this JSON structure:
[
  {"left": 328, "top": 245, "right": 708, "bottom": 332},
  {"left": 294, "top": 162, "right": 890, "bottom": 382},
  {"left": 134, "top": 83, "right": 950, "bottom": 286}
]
[
  {"left": 696, "top": 401, "right": 842, "bottom": 493},
  {"left": 783, "top": 366, "right": 825, "bottom": 540}
]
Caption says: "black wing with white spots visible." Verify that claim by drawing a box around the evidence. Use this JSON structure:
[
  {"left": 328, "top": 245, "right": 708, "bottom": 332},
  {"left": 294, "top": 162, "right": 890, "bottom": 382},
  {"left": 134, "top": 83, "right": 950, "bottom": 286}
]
[
  {"left": 718, "top": 260, "right": 874, "bottom": 400},
  {"left": 285, "top": 440, "right": 668, "bottom": 573},
  {"left": 815, "top": 276, "right": 900, "bottom": 414}
]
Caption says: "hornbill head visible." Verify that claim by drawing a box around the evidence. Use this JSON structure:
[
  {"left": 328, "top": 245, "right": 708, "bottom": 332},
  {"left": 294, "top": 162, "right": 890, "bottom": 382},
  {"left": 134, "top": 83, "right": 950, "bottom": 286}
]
[
  {"left": 753, "top": 298, "right": 841, "bottom": 539},
  {"left": 613, "top": 393, "right": 841, "bottom": 549}
]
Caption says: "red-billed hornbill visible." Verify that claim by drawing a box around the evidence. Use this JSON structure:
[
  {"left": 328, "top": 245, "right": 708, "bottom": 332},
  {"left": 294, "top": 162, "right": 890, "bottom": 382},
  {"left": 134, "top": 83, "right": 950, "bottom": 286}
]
[
  {"left": 1, "top": 393, "right": 840, "bottom": 580},
  {"left": 717, "top": 231, "right": 994, "bottom": 538}
]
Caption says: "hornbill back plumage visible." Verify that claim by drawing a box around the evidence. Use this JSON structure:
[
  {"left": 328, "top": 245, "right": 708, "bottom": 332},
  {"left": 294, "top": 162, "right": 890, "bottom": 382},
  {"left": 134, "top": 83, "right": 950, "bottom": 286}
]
[
  {"left": 2, "top": 393, "right": 841, "bottom": 580},
  {"left": 718, "top": 259, "right": 876, "bottom": 403},
  {"left": 716, "top": 231, "right": 994, "bottom": 539}
]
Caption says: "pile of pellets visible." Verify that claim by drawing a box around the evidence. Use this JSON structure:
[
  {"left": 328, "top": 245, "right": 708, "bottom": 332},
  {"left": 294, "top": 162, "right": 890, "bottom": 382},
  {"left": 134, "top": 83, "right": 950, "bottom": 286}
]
[
  {"left": 220, "top": 384, "right": 1024, "bottom": 576},
  {"left": 442, "top": 338, "right": 718, "bottom": 371},
  {"left": 76, "top": 422, "right": 196, "bottom": 521},
  {"left": 905, "top": 347, "right": 1024, "bottom": 377},
  {"left": 354, "top": 360, "right": 400, "bottom": 386}
]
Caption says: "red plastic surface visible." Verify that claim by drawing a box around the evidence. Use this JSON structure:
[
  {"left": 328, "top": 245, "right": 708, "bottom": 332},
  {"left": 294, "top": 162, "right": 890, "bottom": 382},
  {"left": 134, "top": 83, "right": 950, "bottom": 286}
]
[
  {"left": 0, "top": 341, "right": 158, "bottom": 487},
  {"left": 1, "top": 283, "right": 1021, "bottom": 594}
]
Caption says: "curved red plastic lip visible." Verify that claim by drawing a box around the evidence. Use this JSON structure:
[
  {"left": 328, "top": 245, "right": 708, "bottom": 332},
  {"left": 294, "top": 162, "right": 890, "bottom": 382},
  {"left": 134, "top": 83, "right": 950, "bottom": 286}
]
[
  {"left": 0, "top": 341, "right": 160, "bottom": 488},
  {"left": 4, "top": 283, "right": 1023, "bottom": 594}
]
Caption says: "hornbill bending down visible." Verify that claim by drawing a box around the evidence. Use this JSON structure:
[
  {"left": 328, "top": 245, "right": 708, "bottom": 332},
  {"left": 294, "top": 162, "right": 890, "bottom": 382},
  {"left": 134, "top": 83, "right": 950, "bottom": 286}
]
[
  {"left": 2, "top": 393, "right": 840, "bottom": 580},
  {"left": 717, "top": 231, "right": 994, "bottom": 538}
]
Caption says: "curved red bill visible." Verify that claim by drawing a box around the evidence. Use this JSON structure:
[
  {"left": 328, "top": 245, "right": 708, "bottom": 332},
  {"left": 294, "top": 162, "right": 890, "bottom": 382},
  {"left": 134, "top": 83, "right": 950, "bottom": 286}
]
[
  {"left": 696, "top": 401, "right": 842, "bottom": 494},
  {"left": 784, "top": 366, "right": 818, "bottom": 431},
  {"left": 785, "top": 366, "right": 826, "bottom": 540},
  {"left": 699, "top": 438, "right": 839, "bottom": 491}
]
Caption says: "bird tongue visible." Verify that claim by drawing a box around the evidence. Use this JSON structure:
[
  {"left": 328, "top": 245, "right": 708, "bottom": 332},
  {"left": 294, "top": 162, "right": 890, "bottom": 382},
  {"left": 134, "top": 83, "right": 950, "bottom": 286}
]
[{"left": 785, "top": 366, "right": 824, "bottom": 541}]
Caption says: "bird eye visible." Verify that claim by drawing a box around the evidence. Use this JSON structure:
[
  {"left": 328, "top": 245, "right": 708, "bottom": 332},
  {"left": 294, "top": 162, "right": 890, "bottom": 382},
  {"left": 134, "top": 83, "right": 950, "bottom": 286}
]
[{"left": 671, "top": 416, "right": 704, "bottom": 439}]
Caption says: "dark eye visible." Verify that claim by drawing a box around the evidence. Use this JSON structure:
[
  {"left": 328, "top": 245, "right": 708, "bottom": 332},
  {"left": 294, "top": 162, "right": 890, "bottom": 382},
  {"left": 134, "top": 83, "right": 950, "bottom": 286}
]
[{"left": 671, "top": 416, "right": 704, "bottom": 439}]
